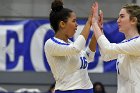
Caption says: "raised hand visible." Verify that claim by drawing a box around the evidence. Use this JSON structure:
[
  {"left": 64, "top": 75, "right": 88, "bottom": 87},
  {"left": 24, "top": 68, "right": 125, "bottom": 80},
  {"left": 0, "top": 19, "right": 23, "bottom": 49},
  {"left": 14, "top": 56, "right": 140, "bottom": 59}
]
[
  {"left": 92, "top": 2, "right": 99, "bottom": 23},
  {"left": 91, "top": 2, "right": 104, "bottom": 39},
  {"left": 98, "top": 10, "right": 103, "bottom": 29}
]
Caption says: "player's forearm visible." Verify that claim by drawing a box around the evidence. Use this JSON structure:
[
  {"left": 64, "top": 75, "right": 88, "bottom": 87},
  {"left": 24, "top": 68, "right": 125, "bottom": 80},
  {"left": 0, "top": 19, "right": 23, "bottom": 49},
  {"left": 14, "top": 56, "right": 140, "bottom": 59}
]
[
  {"left": 92, "top": 22, "right": 103, "bottom": 40},
  {"left": 89, "top": 35, "right": 97, "bottom": 52},
  {"left": 80, "top": 21, "right": 91, "bottom": 40}
]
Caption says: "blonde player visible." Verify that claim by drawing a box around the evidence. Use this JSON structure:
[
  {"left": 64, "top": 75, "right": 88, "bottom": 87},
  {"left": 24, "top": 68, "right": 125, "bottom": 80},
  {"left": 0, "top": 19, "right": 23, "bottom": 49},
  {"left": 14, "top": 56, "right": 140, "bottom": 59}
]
[
  {"left": 44, "top": 0, "right": 101, "bottom": 93},
  {"left": 92, "top": 2, "right": 140, "bottom": 93}
]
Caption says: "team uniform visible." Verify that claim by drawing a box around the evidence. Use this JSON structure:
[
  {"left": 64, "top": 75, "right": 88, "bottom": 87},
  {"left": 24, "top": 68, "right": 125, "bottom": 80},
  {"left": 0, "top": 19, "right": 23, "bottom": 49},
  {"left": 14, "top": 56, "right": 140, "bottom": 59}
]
[
  {"left": 44, "top": 35, "right": 95, "bottom": 93},
  {"left": 97, "top": 35, "right": 140, "bottom": 93}
]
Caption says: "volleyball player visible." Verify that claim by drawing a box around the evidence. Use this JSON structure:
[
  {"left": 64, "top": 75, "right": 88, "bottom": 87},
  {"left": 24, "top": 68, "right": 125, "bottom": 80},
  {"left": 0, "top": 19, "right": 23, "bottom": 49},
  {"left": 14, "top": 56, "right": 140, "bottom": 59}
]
[
  {"left": 92, "top": 2, "right": 140, "bottom": 93},
  {"left": 44, "top": 0, "right": 101, "bottom": 93}
]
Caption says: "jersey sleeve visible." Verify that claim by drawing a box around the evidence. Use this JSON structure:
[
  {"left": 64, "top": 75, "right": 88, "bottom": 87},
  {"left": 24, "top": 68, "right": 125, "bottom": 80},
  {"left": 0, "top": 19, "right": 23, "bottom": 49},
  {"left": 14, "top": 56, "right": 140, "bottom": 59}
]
[
  {"left": 84, "top": 47, "right": 95, "bottom": 63},
  {"left": 99, "top": 46, "right": 118, "bottom": 61},
  {"left": 97, "top": 35, "right": 140, "bottom": 61},
  {"left": 44, "top": 35, "right": 86, "bottom": 56}
]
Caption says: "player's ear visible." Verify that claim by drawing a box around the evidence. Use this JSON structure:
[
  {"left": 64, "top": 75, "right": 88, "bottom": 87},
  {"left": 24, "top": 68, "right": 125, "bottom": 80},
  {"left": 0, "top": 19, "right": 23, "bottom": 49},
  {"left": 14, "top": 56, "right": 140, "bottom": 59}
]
[
  {"left": 131, "top": 17, "right": 137, "bottom": 25},
  {"left": 59, "top": 21, "right": 66, "bottom": 28}
]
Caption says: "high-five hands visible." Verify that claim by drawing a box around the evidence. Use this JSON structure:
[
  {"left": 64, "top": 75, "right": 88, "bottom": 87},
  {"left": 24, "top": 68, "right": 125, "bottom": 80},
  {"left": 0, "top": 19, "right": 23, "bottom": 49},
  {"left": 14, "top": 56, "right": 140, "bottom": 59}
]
[
  {"left": 92, "top": 2, "right": 99, "bottom": 23},
  {"left": 92, "top": 2, "right": 103, "bottom": 29},
  {"left": 98, "top": 10, "right": 103, "bottom": 30}
]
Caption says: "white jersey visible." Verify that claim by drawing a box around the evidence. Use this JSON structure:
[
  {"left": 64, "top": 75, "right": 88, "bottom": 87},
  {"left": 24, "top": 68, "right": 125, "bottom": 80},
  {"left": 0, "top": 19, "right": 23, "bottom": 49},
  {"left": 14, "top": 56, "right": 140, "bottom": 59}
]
[
  {"left": 97, "top": 35, "right": 140, "bottom": 93},
  {"left": 44, "top": 35, "right": 94, "bottom": 90}
]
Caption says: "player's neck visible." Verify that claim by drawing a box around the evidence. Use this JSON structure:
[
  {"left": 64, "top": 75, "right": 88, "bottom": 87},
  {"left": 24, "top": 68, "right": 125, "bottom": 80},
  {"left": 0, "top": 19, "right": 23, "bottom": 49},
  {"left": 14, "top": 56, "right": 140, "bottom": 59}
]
[
  {"left": 55, "top": 31, "right": 69, "bottom": 43},
  {"left": 125, "top": 28, "right": 139, "bottom": 40}
]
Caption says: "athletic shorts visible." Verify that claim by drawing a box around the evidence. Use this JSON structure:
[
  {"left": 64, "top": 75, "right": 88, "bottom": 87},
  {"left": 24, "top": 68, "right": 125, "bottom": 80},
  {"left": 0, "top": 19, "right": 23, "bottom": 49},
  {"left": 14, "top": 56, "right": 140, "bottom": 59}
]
[{"left": 55, "top": 88, "right": 93, "bottom": 93}]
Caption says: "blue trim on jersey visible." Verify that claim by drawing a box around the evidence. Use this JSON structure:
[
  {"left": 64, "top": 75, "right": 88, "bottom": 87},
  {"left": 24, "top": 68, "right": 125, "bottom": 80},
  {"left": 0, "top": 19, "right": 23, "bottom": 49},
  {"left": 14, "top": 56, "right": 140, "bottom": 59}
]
[
  {"left": 51, "top": 37, "right": 69, "bottom": 45},
  {"left": 121, "top": 36, "right": 139, "bottom": 43},
  {"left": 55, "top": 89, "right": 93, "bottom": 93},
  {"left": 86, "top": 51, "right": 90, "bottom": 57}
]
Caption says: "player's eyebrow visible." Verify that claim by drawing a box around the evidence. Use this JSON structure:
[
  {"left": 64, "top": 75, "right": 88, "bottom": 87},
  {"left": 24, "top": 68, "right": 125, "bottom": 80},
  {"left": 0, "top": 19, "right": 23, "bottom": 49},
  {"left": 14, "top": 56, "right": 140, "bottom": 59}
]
[{"left": 119, "top": 14, "right": 125, "bottom": 16}]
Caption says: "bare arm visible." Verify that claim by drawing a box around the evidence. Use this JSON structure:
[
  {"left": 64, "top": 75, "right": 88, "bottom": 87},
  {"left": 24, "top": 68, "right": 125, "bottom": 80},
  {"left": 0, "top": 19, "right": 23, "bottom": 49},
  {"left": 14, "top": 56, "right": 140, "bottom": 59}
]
[
  {"left": 89, "top": 34, "right": 97, "bottom": 52},
  {"left": 92, "top": 2, "right": 104, "bottom": 40},
  {"left": 80, "top": 7, "right": 93, "bottom": 40},
  {"left": 89, "top": 6, "right": 103, "bottom": 52}
]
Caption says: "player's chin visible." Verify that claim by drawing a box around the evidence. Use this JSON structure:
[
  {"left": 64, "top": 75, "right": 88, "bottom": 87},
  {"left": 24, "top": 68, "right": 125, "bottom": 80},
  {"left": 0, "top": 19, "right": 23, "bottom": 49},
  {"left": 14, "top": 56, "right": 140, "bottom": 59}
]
[
  {"left": 71, "top": 33, "right": 75, "bottom": 37},
  {"left": 74, "top": 29, "right": 77, "bottom": 33},
  {"left": 118, "top": 27, "right": 122, "bottom": 31},
  {"left": 119, "top": 28, "right": 123, "bottom": 33}
]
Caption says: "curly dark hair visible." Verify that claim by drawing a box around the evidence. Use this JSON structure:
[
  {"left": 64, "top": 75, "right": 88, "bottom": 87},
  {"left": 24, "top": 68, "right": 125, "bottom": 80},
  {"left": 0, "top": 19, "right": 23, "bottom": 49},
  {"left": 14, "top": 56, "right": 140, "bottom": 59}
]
[{"left": 49, "top": 0, "right": 73, "bottom": 33}]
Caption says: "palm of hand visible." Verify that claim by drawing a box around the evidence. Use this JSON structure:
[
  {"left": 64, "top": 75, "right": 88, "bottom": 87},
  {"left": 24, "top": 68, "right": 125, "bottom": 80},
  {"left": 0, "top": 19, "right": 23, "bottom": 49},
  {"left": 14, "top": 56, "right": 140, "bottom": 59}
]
[{"left": 92, "top": 2, "right": 98, "bottom": 23}]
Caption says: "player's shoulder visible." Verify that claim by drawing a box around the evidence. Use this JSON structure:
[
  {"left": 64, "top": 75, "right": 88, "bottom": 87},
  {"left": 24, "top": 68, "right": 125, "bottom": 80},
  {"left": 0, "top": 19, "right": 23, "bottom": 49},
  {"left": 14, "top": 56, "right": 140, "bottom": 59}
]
[
  {"left": 128, "top": 36, "right": 140, "bottom": 45},
  {"left": 121, "top": 36, "right": 140, "bottom": 43},
  {"left": 44, "top": 37, "right": 69, "bottom": 48},
  {"left": 44, "top": 37, "right": 54, "bottom": 50}
]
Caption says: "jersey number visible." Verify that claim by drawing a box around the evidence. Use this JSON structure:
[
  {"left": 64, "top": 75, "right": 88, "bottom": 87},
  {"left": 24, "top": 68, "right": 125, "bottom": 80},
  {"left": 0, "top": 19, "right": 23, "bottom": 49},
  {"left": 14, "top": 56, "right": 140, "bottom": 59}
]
[
  {"left": 80, "top": 57, "right": 88, "bottom": 69},
  {"left": 116, "top": 61, "right": 120, "bottom": 74}
]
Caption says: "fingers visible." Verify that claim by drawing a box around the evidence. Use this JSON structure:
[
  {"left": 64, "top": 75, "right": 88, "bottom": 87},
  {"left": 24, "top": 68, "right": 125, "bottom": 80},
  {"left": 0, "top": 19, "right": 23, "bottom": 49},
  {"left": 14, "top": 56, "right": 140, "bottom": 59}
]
[
  {"left": 98, "top": 10, "right": 104, "bottom": 30},
  {"left": 92, "top": 2, "right": 98, "bottom": 16},
  {"left": 99, "top": 10, "right": 103, "bottom": 22},
  {"left": 91, "top": 2, "right": 104, "bottom": 31},
  {"left": 91, "top": 2, "right": 99, "bottom": 23},
  {"left": 99, "top": 10, "right": 103, "bottom": 25},
  {"left": 94, "top": 2, "right": 98, "bottom": 17}
]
